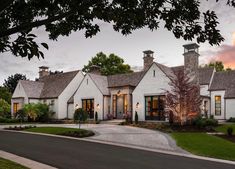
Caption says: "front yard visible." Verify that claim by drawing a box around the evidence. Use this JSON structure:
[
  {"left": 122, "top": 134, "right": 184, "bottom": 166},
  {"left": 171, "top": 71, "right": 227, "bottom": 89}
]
[
  {"left": 172, "top": 132, "right": 235, "bottom": 161},
  {"left": 0, "top": 157, "right": 29, "bottom": 169}
]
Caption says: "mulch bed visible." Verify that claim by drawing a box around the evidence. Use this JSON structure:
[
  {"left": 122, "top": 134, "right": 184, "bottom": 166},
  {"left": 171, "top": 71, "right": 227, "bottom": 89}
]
[
  {"left": 216, "top": 135, "right": 235, "bottom": 143},
  {"left": 4, "top": 126, "right": 36, "bottom": 131}
]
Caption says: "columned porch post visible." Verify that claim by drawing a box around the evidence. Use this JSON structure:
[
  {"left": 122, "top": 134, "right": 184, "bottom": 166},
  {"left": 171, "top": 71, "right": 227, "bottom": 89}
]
[{"left": 127, "top": 94, "right": 132, "bottom": 113}]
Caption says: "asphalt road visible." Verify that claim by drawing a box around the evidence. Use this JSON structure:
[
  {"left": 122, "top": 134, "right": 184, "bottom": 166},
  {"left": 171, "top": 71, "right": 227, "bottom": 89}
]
[{"left": 0, "top": 131, "right": 234, "bottom": 169}]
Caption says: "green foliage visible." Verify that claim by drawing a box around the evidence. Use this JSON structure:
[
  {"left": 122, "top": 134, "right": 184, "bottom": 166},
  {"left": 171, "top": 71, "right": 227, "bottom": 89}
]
[
  {"left": 193, "top": 116, "right": 218, "bottom": 128},
  {"left": 0, "top": 117, "right": 20, "bottom": 123},
  {"left": 0, "top": 157, "right": 29, "bottom": 169},
  {"left": 23, "top": 103, "right": 38, "bottom": 121},
  {"left": 227, "top": 117, "right": 235, "bottom": 122},
  {"left": 83, "top": 52, "right": 133, "bottom": 75},
  {"left": 3, "top": 74, "right": 27, "bottom": 93},
  {"left": 74, "top": 108, "right": 88, "bottom": 128},
  {"left": 204, "top": 61, "right": 233, "bottom": 72},
  {"left": 0, "top": 86, "right": 12, "bottom": 104},
  {"left": 15, "top": 109, "right": 27, "bottom": 124},
  {"left": 1, "top": 1, "right": 232, "bottom": 59},
  {"left": 135, "top": 111, "right": 138, "bottom": 124},
  {"left": 0, "top": 99, "right": 11, "bottom": 118},
  {"left": 227, "top": 127, "right": 233, "bottom": 136},
  {"left": 216, "top": 124, "right": 235, "bottom": 134},
  {"left": 95, "top": 111, "right": 98, "bottom": 122}
]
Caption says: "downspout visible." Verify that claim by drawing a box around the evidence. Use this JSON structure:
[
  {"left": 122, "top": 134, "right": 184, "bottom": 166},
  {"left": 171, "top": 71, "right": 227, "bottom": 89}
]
[
  {"left": 103, "top": 96, "right": 104, "bottom": 120},
  {"left": 66, "top": 103, "right": 69, "bottom": 119}
]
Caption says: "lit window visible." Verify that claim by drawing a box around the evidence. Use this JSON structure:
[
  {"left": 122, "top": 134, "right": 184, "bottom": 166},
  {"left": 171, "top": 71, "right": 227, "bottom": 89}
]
[
  {"left": 215, "top": 96, "right": 221, "bottom": 116},
  {"left": 13, "top": 103, "right": 19, "bottom": 113}
]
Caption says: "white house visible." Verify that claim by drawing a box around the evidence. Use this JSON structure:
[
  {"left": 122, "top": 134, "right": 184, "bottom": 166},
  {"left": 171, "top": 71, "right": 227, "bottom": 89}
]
[
  {"left": 12, "top": 43, "right": 235, "bottom": 121},
  {"left": 11, "top": 67, "right": 84, "bottom": 119}
]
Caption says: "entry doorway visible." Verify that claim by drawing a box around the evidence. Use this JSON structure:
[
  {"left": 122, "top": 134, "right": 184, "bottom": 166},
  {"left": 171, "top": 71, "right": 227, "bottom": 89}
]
[
  {"left": 82, "top": 99, "right": 94, "bottom": 119},
  {"left": 112, "top": 94, "right": 128, "bottom": 119}
]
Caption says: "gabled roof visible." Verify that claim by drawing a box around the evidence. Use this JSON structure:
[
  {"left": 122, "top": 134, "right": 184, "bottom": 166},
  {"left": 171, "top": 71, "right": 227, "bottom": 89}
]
[
  {"left": 199, "top": 67, "right": 214, "bottom": 85},
  {"left": 39, "top": 70, "right": 79, "bottom": 98},
  {"left": 209, "top": 70, "right": 235, "bottom": 98},
  {"left": 89, "top": 73, "right": 110, "bottom": 95},
  {"left": 16, "top": 70, "right": 79, "bottom": 99},
  {"left": 19, "top": 80, "right": 44, "bottom": 98},
  {"left": 107, "top": 71, "right": 146, "bottom": 88}
]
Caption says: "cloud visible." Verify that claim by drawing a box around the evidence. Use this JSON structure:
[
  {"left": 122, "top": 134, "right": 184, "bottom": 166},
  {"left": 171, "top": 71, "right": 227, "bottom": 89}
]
[{"left": 204, "top": 44, "right": 235, "bottom": 68}]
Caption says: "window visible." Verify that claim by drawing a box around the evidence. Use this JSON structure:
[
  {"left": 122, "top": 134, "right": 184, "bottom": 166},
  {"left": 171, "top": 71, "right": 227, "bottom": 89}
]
[
  {"left": 86, "top": 79, "right": 88, "bottom": 85},
  {"left": 112, "top": 95, "right": 117, "bottom": 116},
  {"left": 145, "top": 96, "right": 165, "bottom": 120},
  {"left": 13, "top": 103, "right": 19, "bottom": 113},
  {"left": 82, "top": 99, "right": 94, "bottom": 119},
  {"left": 153, "top": 70, "right": 156, "bottom": 77},
  {"left": 215, "top": 96, "right": 221, "bottom": 116}
]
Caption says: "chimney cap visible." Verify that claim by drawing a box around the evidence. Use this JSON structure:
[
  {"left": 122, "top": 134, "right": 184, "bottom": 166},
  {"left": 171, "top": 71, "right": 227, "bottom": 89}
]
[
  {"left": 143, "top": 50, "right": 154, "bottom": 55},
  {"left": 183, "top": 43, "right": 199, "bottom": 50},
  {"left": 39, "top": 66, "right": 49, "bottom": 69}
]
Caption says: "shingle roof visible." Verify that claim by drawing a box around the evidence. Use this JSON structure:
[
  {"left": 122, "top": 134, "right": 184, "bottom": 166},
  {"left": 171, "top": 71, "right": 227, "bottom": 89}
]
[
  {"left": 199, "top": 67, "right": 214, "bottom": 85},
  {"left": 39, "top": 70, "right": 79, "bottom": 98},
  {"left": 89, "top": 73, "right": 110, "bottom": 95},
  {"left": 209, "top": 70, "right": 235, "bottom": 98},
  {"left": 19, "top": 80, "right": 44, "bottom": 98},
  {"left": 17, "top": 70, "right": 79, "bottom": 99},
  {"left": 107, "top": 71, "right": 146, "bottom": 88}
]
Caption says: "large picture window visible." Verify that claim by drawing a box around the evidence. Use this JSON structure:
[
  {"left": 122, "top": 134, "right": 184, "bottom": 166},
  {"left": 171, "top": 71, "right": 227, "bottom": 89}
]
[
  {"left": 215, "top": 96, "right": 221, "bottom": 116},
  {"left": 82, "top": 99, "right": 94, "bottom": 119},
  {"left": 145, "top": 96, "right": 165, "bottom": 120}
]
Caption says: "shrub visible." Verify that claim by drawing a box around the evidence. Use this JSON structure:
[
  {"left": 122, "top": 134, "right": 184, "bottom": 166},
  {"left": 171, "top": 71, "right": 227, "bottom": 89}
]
[
  {"left": 95, "top": 111, "right": 98, "bottom": 122},
  {"left": 0, "top": 117, "right": 20, "bottom": 123},
  {"left": 0, "top": 99, "right": 11, "bottom": 118},
  {"left": 106, "top": 113, "right": 113, "bottom": 120},
  {"left": 135, "top": 111, "right": 138, "bottom": 124},
  {"left": 193, "top": 116, "right": 218, "bottom": 128},
  {"left": 227, "top": 117, "right": 235, "bottom": 123},
  {"left": 74, "top": 108, "right": 88, "bottom": 128},
  {"left": 34, "top": 103, "right": 52, "bottom": 122},
  {"left": 227, "top": 127, "right": 233, "bottom": 136},
  {"left": 123, "top": 112, "right": 132, "bottom": 123},
  {"left": 16, "top": 109, "right": 27, "bottom": 124}
]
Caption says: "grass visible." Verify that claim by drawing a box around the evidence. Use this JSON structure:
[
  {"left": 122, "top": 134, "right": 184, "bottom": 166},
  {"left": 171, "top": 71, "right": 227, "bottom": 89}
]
[
  {"left": 216, "top": 124, "right": 235, "bottom": 135},
  {"left": 25, "top": 127, "right": 94, "bottom": 138},
  {"left": 171, "top": 132, "right": 235, "bottom": 161},
  {"left": 0, "top": 157, "right": 29, "bottom": 169}
]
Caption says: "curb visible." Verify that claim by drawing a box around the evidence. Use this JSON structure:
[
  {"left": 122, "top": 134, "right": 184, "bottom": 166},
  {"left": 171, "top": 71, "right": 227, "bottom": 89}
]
[
  {"left": 2, "top": 129, "right": 235, "bottom": 166},
  {"left": 0, "top": 150, "right": 57, "bottom": 169}
]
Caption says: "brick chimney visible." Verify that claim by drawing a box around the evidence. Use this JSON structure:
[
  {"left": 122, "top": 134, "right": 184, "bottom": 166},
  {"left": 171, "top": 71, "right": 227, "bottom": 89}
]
[
  {"left": 39, "top": 66, "right": 49, "bottom": 79},
  {"left": 89, "top": 65, "right": 101, "bottom": 75},
  {"left": 183, "top": 43, "right": 199, "bottom": 84},
  {"left": 143, "top": 50, "right": 154, "bottom": 71}
]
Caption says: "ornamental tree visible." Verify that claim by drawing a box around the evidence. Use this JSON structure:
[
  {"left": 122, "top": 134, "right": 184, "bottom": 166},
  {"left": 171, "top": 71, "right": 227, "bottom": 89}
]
[
  {"left": 165, "top": 69, "right": 201, "bottom": 126},
  {"left": 1, "top": 0, "right": 234, "bottom": 59}
]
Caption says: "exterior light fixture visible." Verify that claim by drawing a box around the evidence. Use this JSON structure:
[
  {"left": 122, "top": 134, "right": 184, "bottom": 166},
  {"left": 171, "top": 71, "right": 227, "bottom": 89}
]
[
  {"left": 136, "top": 102, "right": 139, "bottom": 109},
  {"left": 97, "top": 104, "right": 100, "bottom": 109},
  {"left": 117, "top": 90, "right": 121, "bottom": 96},
  {"left": 75, "top": 104, "right": 79, "bottom": 110}
]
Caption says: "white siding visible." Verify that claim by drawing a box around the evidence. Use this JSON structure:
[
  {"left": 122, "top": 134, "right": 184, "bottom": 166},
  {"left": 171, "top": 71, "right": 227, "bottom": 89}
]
[
  {"left": 68, "top": 103, "right": 74, "bottom": 119},
  {"left": 74, "top": 74, "right": 104, "bottom": 120},
  {"left": 210, "top": 90, "right": 225, "bottom": 120},
  {"left": 12, "top": 82, "right": 28, "bottom": 103},
  {"left": 132, "top": 63, "right": 171, "bottom": 121},
  {"left": 41, "top": 99, "right": 59, "bottom": 118},
  {"left": 225, "top": 99, "right": 235, "bottom": 119},
  {"left": 103, "top": 96, "right": 111, "bottom": 120},
  {"left": 200, "top": 85, "right": 210, "bottom": 96},
  {"left": 58, "top": 72, "right": 84, "bottom": 119},
  {"left": 28, "top": 99, "right": 40, "bottom": 104}
]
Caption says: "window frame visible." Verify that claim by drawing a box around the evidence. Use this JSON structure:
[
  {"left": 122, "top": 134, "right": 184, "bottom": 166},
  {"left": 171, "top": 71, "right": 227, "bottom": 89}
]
[{"left": 215, "top": 95, "right": 221, "bottom": 116}]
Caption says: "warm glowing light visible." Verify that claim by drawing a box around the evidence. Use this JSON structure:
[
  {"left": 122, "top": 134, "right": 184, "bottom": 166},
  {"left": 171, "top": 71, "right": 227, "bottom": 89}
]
[{"left": 233, "top": 32, "right": 235, "bottom": 46}]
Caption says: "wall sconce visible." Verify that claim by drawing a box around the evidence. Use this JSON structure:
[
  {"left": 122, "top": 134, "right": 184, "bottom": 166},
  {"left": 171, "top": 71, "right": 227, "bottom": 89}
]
[
  {"left": 117, "top": 90, "right": 121, "bottom": 96},
  {"left": 136, "top": 102, "right": 139, "bottom": 109},
  {"left": 75, "top": 104, "right": 79, "bottom": 110},
  {"left": 96, "top": 104, "right": 100, "bottom": 109}
]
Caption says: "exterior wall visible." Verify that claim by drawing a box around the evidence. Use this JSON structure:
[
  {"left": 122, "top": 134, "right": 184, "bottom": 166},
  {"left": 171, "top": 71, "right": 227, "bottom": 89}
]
[
  {"left": 11, "top": 82, "right": 28, "bottom": 114},
  {"left": 200, "top": 85, "right": 209, "bottom": 96},
  {"left": 58, "top": 72, "right": 84, "bottom": 119},
  {"left": 74, "top": 74, "right": 104, "bottom": 120},
  {"left": 210, "top": 90, "right": 225, "bottom": 120},
  {"left": 41, "top": 99, "right": 59, "bottom": 118},
  {"left": 103, "top": 96, "right": 111, "bottom": 119},
  {"left": 225, "top": 99, "right": 235, "bottom": 119},
  {"left": 28, "top": 99, "right": 40, "bottom": 104},
  {"left": 132, "top": 63, "right": 171, "bottom": 121},
  {"left": 67, "top": 103, "right": 74, "bottom": 119},
  {"left": 200, "top": 97, "right": 210, "bottom": 117}
]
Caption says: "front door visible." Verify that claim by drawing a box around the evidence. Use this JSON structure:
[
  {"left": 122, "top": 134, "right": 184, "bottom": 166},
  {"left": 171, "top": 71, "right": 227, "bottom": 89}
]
[{"left": 82, "top": 99, "right": 94, "bottom": 119}]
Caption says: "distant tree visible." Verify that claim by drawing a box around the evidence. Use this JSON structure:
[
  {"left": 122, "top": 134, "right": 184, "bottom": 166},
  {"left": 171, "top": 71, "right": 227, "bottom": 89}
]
[
  {"left": 83, "top": 52, "right": 133, "bottom": 75},
  {"left": 0, "top": 99, "right": 11, "bottom": 118},
  {"left": 165, "top": 69, "right": 201, "bottom": 126},
  {"left": 0, "top": 86, "right": 12, "bottom": 104},
  {"left": 3, "top": 73, "right": 27, "bottom": 94},
  {"left": 2, "top": 0, "right": 234, "bottom": 59},
  {"left": 205, "top": 61, "right": 224, "bottom": 72},
  {"left": 23, "top": 103, "right": 38, "bottom": 121}
]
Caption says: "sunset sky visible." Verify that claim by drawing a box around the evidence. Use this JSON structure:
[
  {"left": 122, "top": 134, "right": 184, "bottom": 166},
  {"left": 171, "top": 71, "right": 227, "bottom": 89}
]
[{"left": 1, "top": 1, "right": 235, "bottom": 85}]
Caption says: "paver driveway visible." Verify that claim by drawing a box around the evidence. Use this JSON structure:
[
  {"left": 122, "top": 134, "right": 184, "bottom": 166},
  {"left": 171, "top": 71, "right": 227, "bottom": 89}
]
[{"left": 0, "top": 123, "right": 185, "bottom": 153}]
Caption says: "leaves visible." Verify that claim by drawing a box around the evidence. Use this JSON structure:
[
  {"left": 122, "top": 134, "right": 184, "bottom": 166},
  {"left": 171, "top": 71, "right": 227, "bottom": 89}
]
[
  {"left": 3, "top": 73, "right": 27, "bottom": 94},
  {"left": 41, "top": 43, "right": 48, "bottom": 50}
]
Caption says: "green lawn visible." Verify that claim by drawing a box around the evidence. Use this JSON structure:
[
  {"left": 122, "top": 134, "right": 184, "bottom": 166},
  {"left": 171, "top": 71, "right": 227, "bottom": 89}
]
[
  {"left": 25, "top": 127, "right": 94, "bottom": 138},
  {"left": 0, "top": 157, "right": 29, "bottom": 169},
  {"left": 171, "top": 133, "right": 235, "bottom": 161},
  {"left": 216, "top": 124, "right": 235, "bottom": 135}
]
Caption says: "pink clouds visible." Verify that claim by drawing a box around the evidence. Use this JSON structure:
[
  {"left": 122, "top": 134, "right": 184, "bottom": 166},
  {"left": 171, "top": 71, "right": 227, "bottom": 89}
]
[{"left": 206, "top": 44, "right": 235, "bottom": 68}]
